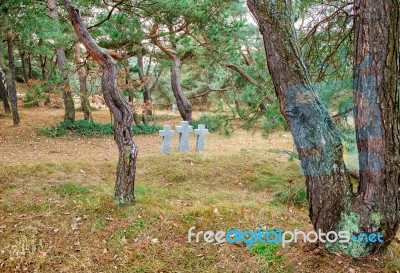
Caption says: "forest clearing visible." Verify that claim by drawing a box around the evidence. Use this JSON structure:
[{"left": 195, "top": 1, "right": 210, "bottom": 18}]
[{"left": 1, "top": 0, "right": 399, "bottom": 272}]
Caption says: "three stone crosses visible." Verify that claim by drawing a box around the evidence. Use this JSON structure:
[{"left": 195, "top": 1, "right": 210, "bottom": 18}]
[{"left": 159, "top": 121, "right": 209, "bottom": 153}]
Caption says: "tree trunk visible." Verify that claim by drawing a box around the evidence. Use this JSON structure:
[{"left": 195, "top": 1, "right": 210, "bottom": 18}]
[
  {"left": 39, "top": 54, "right": 46, "bottom": 80},
  {"left": 74, "top": 43, "right": 92, "bottom": 122},
  {"left": 248, "top": 0, "right": 399, "bottom": 256},
  {"left": 63, "top": 0, "right": 138, "bottom": 205},
  {"left": 19, "top": 49, "right": 28, "bottom": 83},
  {"left": 0, "top": 72, "right": 11, "bottom": 113},
  {"left": 151, "top": 25, "right": 192, "bottom": 123},
  {"left": 171, "top": 55, "right": 193, "bottom": 123},
  {"left": 28, "top": 53, "right": 33, "bottom": 80},
  {"left": 352, "top": 0, "right": 400, "bottom": 252},
  {"left": 48, "top": 0, "right": 75, "bottom": 122},
  {"left": 137, "top": 50, "right": 151, "bottom": 103},
  {"left": 0, "top": 35, "right": 20, "bottom": 124}
]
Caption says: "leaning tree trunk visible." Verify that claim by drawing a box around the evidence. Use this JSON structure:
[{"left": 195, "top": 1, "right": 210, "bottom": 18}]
[
  {"left": 0, "top": 35, "right": 20, "bottom": 124},
  {"left": 248, "top": 0, "right": 399, "bottom": 256},
  {"left": 0, "top": 72, "right": 11, "bottom": 113},
  {"left": 151, "top": 26, "right": 193, "bottom": 123},
  {"left": 63, "top": 0, "right": 138, "bottom": 205},
  {"left": 171, "top": 54, "right": 193, "bottom": 123},
  {"left": 74, "top": 43, "right": 93, "bottom": 122},
  {"left": 48, "top": 0, "right": 75, "bottom": 122}
]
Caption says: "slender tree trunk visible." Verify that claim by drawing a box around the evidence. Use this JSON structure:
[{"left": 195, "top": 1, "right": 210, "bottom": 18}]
[
  {"left": 48, "top": 0, "right": 75, "bottom": 122},
  {"left": 19, "top": 49, "right": 28, "bottom": 83},
  {"left": 171, "top": 55, "right": 193, "bottom": 123},
  {"left": 39, "top": 54, "right": 46, "bottom": 80},
  {"left": 248, "top": 0, "right": 399, "bottom": 256},
  {"left": 74, "top": 43, "right": 92, "bottom": 122},
  {"left": 1, "top": 35, "right": 20, "bottom": 124},
  {"left": 151, "top": 25, "right": 192, "bottom": 123},
  {"left": 28, "top": 53, "right": 33, "bottom": 80},
  {"left": 137, "top": 50, "right": 151, "bottom": 103},
  {"left": 0, "top": 72, "right": 10, "bottom": 113},
  {"left": 63, "top": 0, "right": 138, "bottom": 205}
]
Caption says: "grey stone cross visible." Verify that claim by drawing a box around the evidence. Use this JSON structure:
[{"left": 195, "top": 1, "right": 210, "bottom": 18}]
[
  {"left": 172, "top": 104, "right": 177, "bottom": 114},
  {"left": 159, "top": 125, "right": 175, "bottom": 154},
  {"left": 194, "top": 124, "right": 209, "bottom": 151},
  {"left": 176, "top": 121, "right": 193, "bottom": 152}
]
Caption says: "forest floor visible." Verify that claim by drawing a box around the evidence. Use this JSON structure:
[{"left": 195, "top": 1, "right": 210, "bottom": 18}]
[{"left": 0, "top": 107, "right": 399, "bottom": 273}]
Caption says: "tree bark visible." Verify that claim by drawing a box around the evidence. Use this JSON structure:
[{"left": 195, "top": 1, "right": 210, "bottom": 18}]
[
  {"left": 171, "top": 54, "right": 193, "bottom": 123},
  {"left": 39, "top": 54, "right": 46, "bottom": 80},
  {"left": 0, "top": 35, "right": 20, "bottom": 124},
  {"left": 28, "top": 53, "right": 33, "bottom": 80},
  {"left": 63, "top": 0, "right": 138, "bottom": 205},
  {"left": 137, "top": 50, "right": 151, "bottom": 103},
  {"left": 248, "top": 0, "right": 399, "bottom": 256},
  {"left": 0, "top": 72, "right": 10, "bottom": 113},
  {"left": 352, "top": 0, "right": 400, "bottom": 252},
  {"left": 48, "top": 0, "right": 75, "bottom": 122},
  {"left": 248, "top": 0, "right": 352, "bottom": 234},
  {"left": 151, "top": 24, "right": 193, "bottom": 123},
  {"left": 19, "top": 48, "right": 28, "bottom": 83},
  {"left": 74, "top": 43, "right": 93, "bottom": 122}
]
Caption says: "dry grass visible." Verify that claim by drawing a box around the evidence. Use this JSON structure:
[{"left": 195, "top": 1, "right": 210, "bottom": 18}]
[{"left": 0, "top": 108, "right": 399, "bottom": 272}]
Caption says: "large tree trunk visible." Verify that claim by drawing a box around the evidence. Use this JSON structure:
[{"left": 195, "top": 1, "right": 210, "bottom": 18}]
[
  {"left": 63, "top": 0, "right": 138, "bottom": 205},
  {"left": 0, "top": 72, "right": 11, "bottom": 113},
  {"left": 171, "top": 54, "right": 193, "bottom": 123},
  {"left": 248, "top": 0, "right": 399, "bottom": 256},
  {"left": 0, "top": 35, "right": 20, "bottom": 124},
  {"left": 352, "top": 0, "right": 400, "bottom": 252},
  {"left": 48, "top": 0, "right": 75, "bottom": 122},
  {"left": 74, "top": 43, "right": 93, "bottom": 122}
]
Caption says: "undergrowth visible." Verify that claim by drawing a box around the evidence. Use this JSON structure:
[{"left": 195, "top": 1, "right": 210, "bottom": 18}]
[{"left": 38, "top": 120, "right": 162, "bottom": 137}]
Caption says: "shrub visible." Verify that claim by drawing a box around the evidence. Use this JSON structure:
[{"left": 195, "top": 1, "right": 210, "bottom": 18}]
[
  {"left": 192, "top": 114, "right": 232, "bottom": 135},
  {"left": 23, "top": 80, "right": 47, "bottom": 108},
  {"left": 132, "top": 124, "right": 163, "bottom": 135},
  {"left": 38, "top": 120, "right": 162, "bottom": 138}
]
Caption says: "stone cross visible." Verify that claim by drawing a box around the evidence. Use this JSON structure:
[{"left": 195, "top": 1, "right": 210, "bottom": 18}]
[
  {"left": 172, "top": 104, "right": 177, "bottom": 114},
  {"left": 159, "top": 125, "right": 175, "bottom": 154},
  {"left": 176, "top": 121, "right": 193, "bottom": 152},
  {"left": 194, "top": 124, "right": 209, "bottom": 151}
]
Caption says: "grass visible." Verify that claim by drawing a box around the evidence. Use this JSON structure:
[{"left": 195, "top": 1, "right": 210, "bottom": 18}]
[{"left": 0, "top": 108, "right": 399, "bottom": 272}]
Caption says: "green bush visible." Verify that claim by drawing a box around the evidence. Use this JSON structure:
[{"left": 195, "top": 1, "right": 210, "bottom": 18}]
[
  {"left": 132, "top": 124, "right": 163, "bottom": 135},
  {"left": 38, "top": 120, "right": 162, "bottom": 138},
  {"left": 23, "top": 80, "right": 47, "bottom": 108},
  {"left": 192, "top": 114, "right": 232, "bottom": 135}
]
